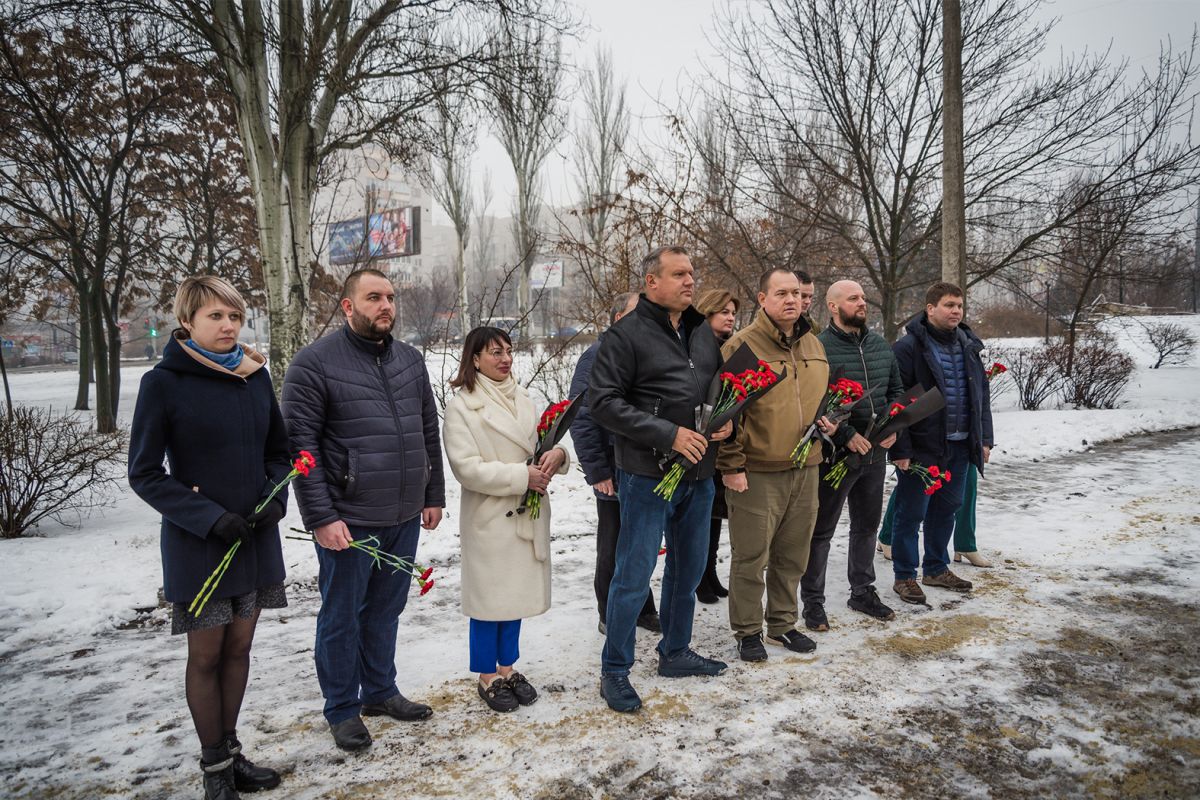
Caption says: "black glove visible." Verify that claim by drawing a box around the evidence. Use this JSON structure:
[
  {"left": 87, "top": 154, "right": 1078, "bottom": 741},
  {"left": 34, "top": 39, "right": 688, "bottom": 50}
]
[
  {"left": 246, "top": 499, "right": 285, "bottom": 530},
  {"left": 210, "top": 512, "right": 252, "bottom": 545}
]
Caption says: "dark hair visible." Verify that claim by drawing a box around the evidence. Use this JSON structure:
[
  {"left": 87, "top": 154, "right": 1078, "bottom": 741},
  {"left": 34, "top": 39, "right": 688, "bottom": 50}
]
[
  {"left": 794, "top": 270, "right": 814, "bottom": 285},
  {"left": 758, "top": 267, "right": 802, "bottom": 294},
  {"left": 925, "top": 282, "right": 964, "bottom": 307},
  {"left": 450, "top": 326, "right": 513, "bottom": 392},
  {"left": 341, "top": 268, "right": 391, "bottom": 301},
  {"left": 641, "top": 245, "right": 690, "bottom": 278}
]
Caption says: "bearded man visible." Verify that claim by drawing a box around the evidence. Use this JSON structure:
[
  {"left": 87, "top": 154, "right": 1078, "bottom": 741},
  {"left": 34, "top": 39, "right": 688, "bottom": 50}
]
[{"left": 282, "top": 268, "right": 445, "bottom": 752}]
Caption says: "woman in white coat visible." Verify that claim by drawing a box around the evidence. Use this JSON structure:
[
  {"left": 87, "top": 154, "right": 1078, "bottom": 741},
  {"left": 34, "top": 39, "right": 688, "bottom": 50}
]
[{"left": 443, "top": 327, "right": 570, "bottom": 713}]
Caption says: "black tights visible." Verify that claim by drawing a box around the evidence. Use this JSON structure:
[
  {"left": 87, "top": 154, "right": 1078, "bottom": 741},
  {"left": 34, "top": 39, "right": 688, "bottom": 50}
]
[{"left": 185, "top": 609, "right": 260, "bottom": 748}]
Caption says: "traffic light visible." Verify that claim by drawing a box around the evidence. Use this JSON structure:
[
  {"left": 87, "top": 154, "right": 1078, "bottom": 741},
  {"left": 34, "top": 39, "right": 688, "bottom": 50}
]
[{"left": 150, "top": 325, "right": 157, "bottom": 338}]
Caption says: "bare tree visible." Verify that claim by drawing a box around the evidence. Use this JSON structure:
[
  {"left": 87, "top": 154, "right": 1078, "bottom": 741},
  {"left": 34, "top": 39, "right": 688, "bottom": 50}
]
[
  {"left": 941, "top": 0, "right": 967, "bottom": 290},
  {"left": 1140, "top": 320, "right": 1198, "bottom": 368},
  {"left": 0, "top": 9, "right": 188, "bottom": 432},
  {"left": 573, "top": 47, "right": 628, "bottom": 254},
  {"left": 699, "top": 0, "right": 1200, "bottom": 338},
  {"left": 157, "top": 0, "right": 568, "bottom": 390},
  {"left": 487, "top": 17, "right": 567, "bottom": 334},
  {"left": 421, "top": 76, "right": 476, "bottom": 339}
]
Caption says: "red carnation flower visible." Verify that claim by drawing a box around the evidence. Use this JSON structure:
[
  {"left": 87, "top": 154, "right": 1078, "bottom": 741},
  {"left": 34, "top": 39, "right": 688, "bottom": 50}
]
[
  {"left": 419, "top": 566, "right": 433, "bottom": 582},
  {"left": 419, "top": 580, "right": 434, "bottom": 596},
  {"left": 928, "top": 465, "right": 940, "bottom": 478}
]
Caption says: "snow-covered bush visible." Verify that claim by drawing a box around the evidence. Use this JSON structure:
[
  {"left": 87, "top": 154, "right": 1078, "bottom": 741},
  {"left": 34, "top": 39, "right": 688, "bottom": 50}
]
[{"left": 0, "top": 406, "right": 126, "bottom": 538}]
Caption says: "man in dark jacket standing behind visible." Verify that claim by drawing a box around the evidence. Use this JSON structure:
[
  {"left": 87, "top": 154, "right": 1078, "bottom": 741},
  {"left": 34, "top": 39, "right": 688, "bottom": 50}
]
[
  {"left": 588, "top": 246, "right": 732, "bottom": 713},
  {"left": 282, "top": 268, "right": 445, "bottom": 752},
  {"left": 802, "top": 280, "right": 903, "bottom": 630},
  {"left": 569, "top": 291, "right": 659, "bottom": 636},
  {"left": 888, "top": 282, "right": 993, "bottom": 605}
]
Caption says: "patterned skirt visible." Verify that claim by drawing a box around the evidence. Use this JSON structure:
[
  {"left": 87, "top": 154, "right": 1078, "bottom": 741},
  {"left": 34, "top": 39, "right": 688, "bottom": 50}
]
[{"left": 171, "top": 583, "right": 288, "bottom": 635}]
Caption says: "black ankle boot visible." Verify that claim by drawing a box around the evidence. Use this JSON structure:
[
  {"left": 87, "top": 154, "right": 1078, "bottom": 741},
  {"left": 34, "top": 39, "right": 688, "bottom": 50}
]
[
  {"left": 225, "top": 732, "right": 281, "bottom": 793},
  {"left": 200, "top": 743, "right": 240, "bottom": 800}
]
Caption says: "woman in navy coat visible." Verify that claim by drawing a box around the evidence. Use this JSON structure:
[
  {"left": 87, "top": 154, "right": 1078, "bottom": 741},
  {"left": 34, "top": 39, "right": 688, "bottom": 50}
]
[{"left": 129, "top": 276, "right": 291, "bottom": 800}]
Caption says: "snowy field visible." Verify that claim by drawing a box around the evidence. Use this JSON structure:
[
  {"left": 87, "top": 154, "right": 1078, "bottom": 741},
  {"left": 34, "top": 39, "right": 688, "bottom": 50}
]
[{"left": 1, "top": 317, "right": 1199, "bottom": 799}]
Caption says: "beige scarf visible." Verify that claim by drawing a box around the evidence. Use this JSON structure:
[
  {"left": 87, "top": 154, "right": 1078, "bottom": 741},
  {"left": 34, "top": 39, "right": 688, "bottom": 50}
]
[{"left": 475, "top": 373, "right": 519, "bottom": 419}]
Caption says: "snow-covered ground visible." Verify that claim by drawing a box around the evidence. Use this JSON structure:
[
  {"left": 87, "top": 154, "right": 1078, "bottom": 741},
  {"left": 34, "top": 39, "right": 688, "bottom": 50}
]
[{"left": 1, "top": 316, "right": 1198, "bottom": 798}]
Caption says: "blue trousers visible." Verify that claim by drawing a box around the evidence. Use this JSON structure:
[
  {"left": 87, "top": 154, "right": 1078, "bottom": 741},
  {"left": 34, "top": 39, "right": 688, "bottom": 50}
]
[
  {"left": 602, "top": 469, "right": 714, "bottom": 676},
  {"left": 469, "top": 619, "right": 522, "bottom": 674},
  {"left": 891, "top": 442, "right": 971, "bottom": 581},
  {"left": 314, "top": 518, "right": 420, "bottom": 724}
]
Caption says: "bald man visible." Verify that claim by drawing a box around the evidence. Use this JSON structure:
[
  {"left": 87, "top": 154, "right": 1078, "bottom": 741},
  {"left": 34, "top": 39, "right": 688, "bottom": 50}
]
[{"left": 800, "top": 280, "right": 904, "bottom": 630}]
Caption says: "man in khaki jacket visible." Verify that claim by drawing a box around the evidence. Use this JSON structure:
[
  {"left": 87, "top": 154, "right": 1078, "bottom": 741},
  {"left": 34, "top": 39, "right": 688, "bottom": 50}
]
[{"left": 718, "top": 268, "right": 837, "bottom": 662}]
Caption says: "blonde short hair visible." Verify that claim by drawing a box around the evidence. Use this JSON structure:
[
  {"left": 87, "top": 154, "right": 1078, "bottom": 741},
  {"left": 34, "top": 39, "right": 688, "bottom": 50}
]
[
  {"left": 173, "top": 276, "right": 247, "bottom": 326},
  {"left": 694, "top": 288, "right": 739, "bottom": 318}
]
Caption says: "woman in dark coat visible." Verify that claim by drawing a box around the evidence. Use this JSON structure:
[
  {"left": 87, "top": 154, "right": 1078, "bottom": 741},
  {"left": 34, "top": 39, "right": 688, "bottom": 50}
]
[
  {"left": 693, "top": 288, "right": 740, "bottom": 604},
  {"left": 129, "top": 276, "right": 291, "bottom": 800}
]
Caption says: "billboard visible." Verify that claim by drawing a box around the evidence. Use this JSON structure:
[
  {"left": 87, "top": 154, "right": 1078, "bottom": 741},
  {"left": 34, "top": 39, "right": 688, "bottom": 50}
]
[
  {"left": 529, "top": 259, "right": 564, "bottom": 290},
  {"left": 328, "top": 207, "right": 422, "bottom": 265}
]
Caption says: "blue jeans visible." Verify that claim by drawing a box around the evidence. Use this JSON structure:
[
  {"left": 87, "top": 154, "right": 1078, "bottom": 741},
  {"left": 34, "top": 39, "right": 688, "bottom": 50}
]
[
  {"left": 314, "top": 518, "right": 420, "bottom": 724},
  {"left": 602, "top": 469, "right": 714, "bottom": 676},
  {"left": 469, "top": 619, "right": 522, "bottom": 674},
  {"left": 891, "top": 442, "right": 971, "bottom": 581}
]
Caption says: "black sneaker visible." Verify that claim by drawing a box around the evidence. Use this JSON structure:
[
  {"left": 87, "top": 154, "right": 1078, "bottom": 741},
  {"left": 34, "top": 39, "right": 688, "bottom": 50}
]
[
  {"left": 477, "top": 677, "right": 519, "bottom": 712},
  {"left": 803, "top": 603, "right": 830, "bottom": 632},
  {"left": 505, "top": 672, "right": 538, "bottom": 706},
  {"left": 765, "top": 629, "right": 817, "bottom": 653},
  {"left": 848, "top": 588, "right": 896, "bottom": 620},
  {"left": 600, "top": 674, "right": 642, "bottom": 713},
  {"left": 736, "top": 632, "right": 768, "bottom": 662},
  {"left": 657, "top": 648, "right": 728, "bottom": 677}
]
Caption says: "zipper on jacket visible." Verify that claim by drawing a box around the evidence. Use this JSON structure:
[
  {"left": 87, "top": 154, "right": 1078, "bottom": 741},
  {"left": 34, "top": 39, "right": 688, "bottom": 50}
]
[
  {"left": 377, "top": 353, "right": 408, "bottom": 494},
  {"left": 857, "top": 340, "right": 875, "bottom": 419}
]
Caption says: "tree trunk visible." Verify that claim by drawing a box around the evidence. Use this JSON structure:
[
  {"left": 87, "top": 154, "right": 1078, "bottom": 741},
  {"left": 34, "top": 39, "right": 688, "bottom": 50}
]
[
  {"left": 87, "top": 288, "right": 116, "bottom": 433},
  {"left": 0, "top": 345, "right": 12, "bottom": 421},
  {"left": 456, "top": 236, "right": 470, "bottom": 338},
  {"left": 941, "top": 0, "right": 968, "bottom": 293},
  {"left": 75, "top": 303, "right": 91, "bottom": 410},
  {"left": 106, "top": 319, "right": 122, "bottom": 426}
]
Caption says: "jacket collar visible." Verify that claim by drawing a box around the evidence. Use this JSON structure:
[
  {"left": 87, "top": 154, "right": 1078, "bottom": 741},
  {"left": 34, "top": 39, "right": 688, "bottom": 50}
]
[
  {"left": 752, "top": 307, "right": 812, "bottom": 349},
  {"left": 824, "top": 319, "right": 867, "bottom": 344},
  {"left": 636, "top": 294, "right": 706, "bottom": 340},
  {"left": 905, "top": 312, "right": 982, "bottom": 351},
  {"left": 340, "top": 323, "right": 393, "bottom": 359},
  {"left": 161, "top": 332, "right": 265, "bottom": 381}
]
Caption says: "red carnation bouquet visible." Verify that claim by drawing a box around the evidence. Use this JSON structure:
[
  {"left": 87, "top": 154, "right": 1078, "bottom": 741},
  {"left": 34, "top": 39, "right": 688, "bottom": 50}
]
[
  {"left": 652, "top": 345, "right": 782, "bottom": 501},
  {"left": 286, "top": 528, "right": 436, "bottom": 595},
  {"left": 189, "top": 450, "right": 316, "bottom": 617},
  {"left": 985, "top": 361, "right": 1007, "bottom": 380},
  {"left": 824, "top": 398, "right": 908, "bottom": 489},
  {"left": 654, "top": 354, "right": 780, "bottom": 501},
  {"left": 511, "top": 394, "right": 586, "bottom": 520},
  {"left": 906, "top": 462, "right": 950, "bottom": 495},
  {"left": 791, "top": 374, "right": 865, "bottom": 466}
]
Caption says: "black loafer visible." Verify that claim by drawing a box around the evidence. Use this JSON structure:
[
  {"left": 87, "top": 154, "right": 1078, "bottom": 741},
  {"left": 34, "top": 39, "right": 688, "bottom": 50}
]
[
  {"left": 329, "top": 716, "right": 372, "bottom": 752},
  {"left": 361, "top": 692, "right": 433, "bottom": 721},
  {"left": 505, "top": 672, "right": 539, "bottom": 706},
  {"left": 478, "top": 677, "right": 518, "bottom": 712}
]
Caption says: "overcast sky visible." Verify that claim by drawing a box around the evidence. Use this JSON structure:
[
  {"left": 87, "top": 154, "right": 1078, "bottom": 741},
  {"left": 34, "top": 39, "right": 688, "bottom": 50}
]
[{"left": 453, "top": 0, "right": 1200, "bottom": 224}]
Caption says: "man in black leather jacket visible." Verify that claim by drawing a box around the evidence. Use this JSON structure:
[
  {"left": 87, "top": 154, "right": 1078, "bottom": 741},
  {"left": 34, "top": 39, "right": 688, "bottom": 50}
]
[
  {"left": 588, "top": 246, "right": 733, "bottom": 713},
  {"left": 282, "top": 269, "right": 444, "bottom": 751}
]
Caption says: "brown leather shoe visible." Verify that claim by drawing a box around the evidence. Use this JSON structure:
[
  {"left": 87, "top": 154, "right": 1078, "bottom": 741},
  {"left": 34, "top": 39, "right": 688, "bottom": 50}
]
[
  {"left": 893, "top": 578, "right": 926, "bottom": 605},
  {"left": 922, "top": 569, "right": 973, "bottom": 592}
]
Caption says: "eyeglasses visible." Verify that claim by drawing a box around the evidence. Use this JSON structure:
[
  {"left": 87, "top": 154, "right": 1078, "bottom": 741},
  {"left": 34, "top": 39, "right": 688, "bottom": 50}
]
[{"left": 485, "top": 348, "right": 513, "bottom": 358}]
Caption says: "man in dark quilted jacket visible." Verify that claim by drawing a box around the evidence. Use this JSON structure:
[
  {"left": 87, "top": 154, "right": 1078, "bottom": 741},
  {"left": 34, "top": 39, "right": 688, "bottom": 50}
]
[
  {"left": 282, "top": 268, "right": 445, "bottom": 752},
  {"left": 801, "top": 280, "right": 904, "bottom": 630},
  {"left": 888, "top": 282, "right": 993, "bottom": 605}
]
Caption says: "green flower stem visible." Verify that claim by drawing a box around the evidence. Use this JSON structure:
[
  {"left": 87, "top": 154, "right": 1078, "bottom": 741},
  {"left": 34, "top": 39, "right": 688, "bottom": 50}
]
[{"left": 189, "top": 539, "right": 241, "bottom": 617}]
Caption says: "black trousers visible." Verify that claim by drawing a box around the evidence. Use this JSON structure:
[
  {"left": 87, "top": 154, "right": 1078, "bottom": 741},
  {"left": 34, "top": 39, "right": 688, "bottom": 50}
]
[
  {"left": 800, "top": 460, "right": 887, "bottom": 607},
  {"left": 595, "top": 498, "right": 657, "bottom": 623}
]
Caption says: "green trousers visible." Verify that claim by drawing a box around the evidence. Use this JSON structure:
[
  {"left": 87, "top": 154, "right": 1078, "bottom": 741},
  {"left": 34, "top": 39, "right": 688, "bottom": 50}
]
[{"left": 878, "top": 462, "right": 978, "bottom": 552}]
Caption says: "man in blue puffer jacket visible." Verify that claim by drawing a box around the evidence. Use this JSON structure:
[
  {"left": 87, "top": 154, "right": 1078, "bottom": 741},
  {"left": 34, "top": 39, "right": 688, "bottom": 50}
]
[
  {"left": 282, "top": 268, "right": 445, "bottom": 752},
  {"left": 888, "top": 282, "right": 993, "bottom": 605}
]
